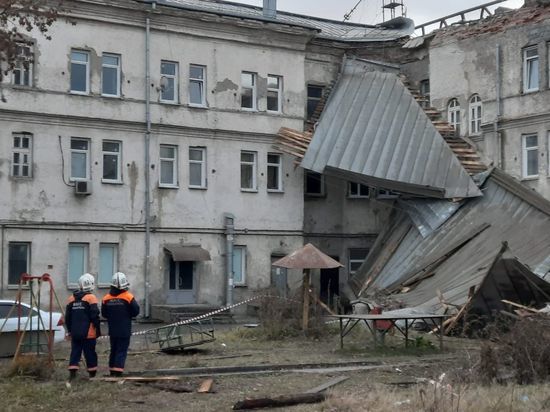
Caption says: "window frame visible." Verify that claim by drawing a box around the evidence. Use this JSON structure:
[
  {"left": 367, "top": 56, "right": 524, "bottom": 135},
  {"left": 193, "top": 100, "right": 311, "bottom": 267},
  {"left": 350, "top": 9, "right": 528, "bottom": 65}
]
[
  {"left": 376, "top": 188, "right": 400, "bottom": 199},
  {"left": 160, "top": 60, "right": 179, "bottom": 104},
  {"left": 348, "top": 248, "right": 369, "bottom": 276},
  {"left": 67, "top": 243, "right": 89, "bottom": 288},
  {"left": 267, "top": 153, "right": 283, "bottom": 192},
  {"left": 11, "top": 133, "right": 33, "bottom": 178},
  {"left": 468, "top": 94, "right": 482, "bottom": 136},
  {"left": 241, "top": 71, "right": 257, "bottom": 111},
  {"left": 447, "top": 98, "right": 461, "bottom": 136},
  {"left": 8, "top": 242, "right": 31, "bottom": 286},
  {"left": 12, "top": 44, "right": 33, "bottom": 87},
  {"left": 70, "top": 137, "right": 90, "bottom": 182},
  {"left": 189, "top": 64, "right": 207, "bottom": 107},
  {"left": 240, "top": 151, "right": 258, "bottom": 192},
  {"left": 267, "top": 74, "right": 283, "bottom": 113},
  {"left": 232, "top": 245, "right": 247, "bottom": 286},
  {"left": 348, "top": 182, "right": 370, "bottom": 199},
  {"left": 188, "top": 146, "right": 207, "bottom": 189},
  {"left": 101, "top": 140, "right": 122, "bottom": 184},
  {"left": 304, "top": 170, "right": 325, "bottom": 197},
  {"left": 306, "top": 84, "right": 324, "bottom": 120},
  {"left": 70, "top": 50, "right": 90, "bottom": 95},
  {"left": 523, "top": 45, "right": 539, "bottom": 93},
  {"left": 522, "top": 133, "right": 539, "bottom": 179},
  {"left": 159, "top": 144, "right": 178, "bottom": 188},
  {"left": 101, "top": 53, "right": 121, "bottom": 98},
  {"left": 98, "top": 243, "right": 118, "bottom": 288}
]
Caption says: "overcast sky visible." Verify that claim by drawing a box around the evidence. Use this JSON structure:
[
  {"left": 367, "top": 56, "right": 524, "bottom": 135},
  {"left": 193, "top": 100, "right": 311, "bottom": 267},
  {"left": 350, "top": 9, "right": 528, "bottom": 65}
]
[{"left": 234, "top": 0, "right": 524, "bottom": 26}]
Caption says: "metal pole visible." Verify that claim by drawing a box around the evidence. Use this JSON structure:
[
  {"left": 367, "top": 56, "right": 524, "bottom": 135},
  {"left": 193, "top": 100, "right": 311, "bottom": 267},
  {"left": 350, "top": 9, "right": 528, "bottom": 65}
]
[
  {"left": 144, "top": 11, "right": 153, "bottom": 319},
  {"left": 224, "top": 214, "right": 235, "bottom": 306}
]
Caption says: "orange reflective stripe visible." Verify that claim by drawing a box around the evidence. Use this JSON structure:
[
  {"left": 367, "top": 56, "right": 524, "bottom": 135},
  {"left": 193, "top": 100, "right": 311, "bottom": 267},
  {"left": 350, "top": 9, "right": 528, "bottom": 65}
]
[
  {"left": 103, "top": 291, "right": 134, "bottom": 304},
  {"left": 82, "top": 294, "right": 98, "bottom": 304},
  {"left": 67, "top": 295, "right": 75, "bottom": 304}
]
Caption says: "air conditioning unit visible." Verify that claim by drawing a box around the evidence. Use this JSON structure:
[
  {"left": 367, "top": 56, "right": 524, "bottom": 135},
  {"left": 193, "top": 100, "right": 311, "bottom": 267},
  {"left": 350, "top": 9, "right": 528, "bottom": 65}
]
[{"left": 74, "top": 180, "right": 92, "bottom": 195}]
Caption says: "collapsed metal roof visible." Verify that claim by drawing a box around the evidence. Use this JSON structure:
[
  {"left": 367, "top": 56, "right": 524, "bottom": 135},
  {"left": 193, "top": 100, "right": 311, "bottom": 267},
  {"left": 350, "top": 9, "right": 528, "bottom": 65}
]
[
  {"left": 142, "top": 0, "right": 414, "bottom": 41},
  {"left": 301, "top": 59, "right": 482, "bottom": 199},
  {"left": 350, "top": 168, "right": 550, "bottom": 314}
]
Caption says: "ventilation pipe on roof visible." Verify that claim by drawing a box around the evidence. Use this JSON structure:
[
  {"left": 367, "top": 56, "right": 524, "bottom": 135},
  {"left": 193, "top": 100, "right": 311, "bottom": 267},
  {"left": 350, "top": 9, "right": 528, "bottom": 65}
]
[{"left": 263, "top": 0, "right": 277, "bottom": 19}]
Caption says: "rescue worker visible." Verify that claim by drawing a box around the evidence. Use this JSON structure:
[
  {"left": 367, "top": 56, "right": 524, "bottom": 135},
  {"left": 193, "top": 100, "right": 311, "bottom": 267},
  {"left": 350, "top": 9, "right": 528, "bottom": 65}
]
[
  {"left": 65, "top": 273, "right": 101, "bottom": 380},
  {"left": 101, "top": 272, "right": 140, "bottom": 376}
]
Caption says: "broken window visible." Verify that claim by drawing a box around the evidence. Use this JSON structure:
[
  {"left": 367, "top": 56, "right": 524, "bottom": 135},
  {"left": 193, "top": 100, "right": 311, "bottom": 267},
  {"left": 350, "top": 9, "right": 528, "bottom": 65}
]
[
  {"left": 523, "top": 46, "right": 539, "bottom": 93},
  {"left": 8, "top": 242, "right": 30, "bottom": 286},
  {"left": 307, "top": 85, "right": 324, "bottom": 120},
  {"left": 189, "top": 64, "right": 206, "bottom": 106},
  {"left": 99, "top": 243, "right": 118, "bottom": 286},
  {"left": 102, "top": 53, "right": 121, "bottom": 97},
  {"left": 232, "top": 245, "right": 247, "bottom": 285},
  {"left": 12, "top": 133, "right": 32, "bottom": 178},
  {"left": 267, "top": 153, "right": 283, "bottom": 192},
  {"left": 68, "top": 243, "right": 88, "bottom": 287},
  {"left": 70, "top": 50, "right": 89, "bottom": 94},
  {"left": 102, "top": 140, "right": 122, "bottom": 183},
  {"left": 160, "top": 144, "right": 178, "bottom": 187},
  {"left": 12, "top": 44, "right": 32, "bottom": 87},
  {"left": 160, "top": 61, "right": 178, "bottom": 103},
  {"left": 348, "top": 248, "right": 369, "bottom": 275},
  {"left": 241, "top": 72, "right": 257, "bottom": 110},
  {"left": 447, "top": 98, "right": 461, "bottom": 136},
  {"left": 267, "top": 75, "right": 282, "bottom": 112},
  {"left": 189, "top": 147, "right": 206, "bottom": 189},
  {"left": 469, "top": 95, "right": 482, "bottom": 135},
  {"left": 240, "top": 151, "right": 257, "bottom": 191},
  {"left": 522, "top": 134, "right": 538, "bottom": 178},
  {"left": 70, "top": 138, "right": 90, "bottom": 181},
  {"left": 348, "top": 182, "right": 369, "bottom": 198},
  {"left": 304, "top": 170, "right": 325, "bottom": 196}
]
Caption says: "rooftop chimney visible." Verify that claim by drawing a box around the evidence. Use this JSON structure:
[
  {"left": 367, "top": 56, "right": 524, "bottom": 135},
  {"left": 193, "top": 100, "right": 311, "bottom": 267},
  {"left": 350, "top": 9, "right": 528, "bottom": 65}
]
[{"left": 263, "top": 0, "right": 277, "bottom": 19}]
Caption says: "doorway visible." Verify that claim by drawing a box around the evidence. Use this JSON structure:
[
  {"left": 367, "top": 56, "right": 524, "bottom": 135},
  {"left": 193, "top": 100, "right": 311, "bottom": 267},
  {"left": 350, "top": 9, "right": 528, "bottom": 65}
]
[
  {"left": 320, "top": 262, "right": 340, "bottom": 307},
  {"left": 167, "top": 260, "right": 196, "bottom": 304}
]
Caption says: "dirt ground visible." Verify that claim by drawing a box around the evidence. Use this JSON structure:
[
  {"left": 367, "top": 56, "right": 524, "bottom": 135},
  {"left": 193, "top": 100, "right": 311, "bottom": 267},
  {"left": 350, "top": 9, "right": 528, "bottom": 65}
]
[{"left": 1, "top": 322, "right": 548, "bottom": 412}]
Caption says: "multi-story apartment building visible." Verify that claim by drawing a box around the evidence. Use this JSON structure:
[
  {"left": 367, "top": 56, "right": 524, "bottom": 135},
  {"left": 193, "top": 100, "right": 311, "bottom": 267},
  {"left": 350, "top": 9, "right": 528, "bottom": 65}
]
[{"left": 0, "top": 0, "right": 411, "bottom": 315}]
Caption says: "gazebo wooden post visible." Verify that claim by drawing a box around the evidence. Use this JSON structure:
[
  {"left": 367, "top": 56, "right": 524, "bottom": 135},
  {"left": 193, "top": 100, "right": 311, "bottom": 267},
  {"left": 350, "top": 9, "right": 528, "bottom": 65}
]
[{"left": 302, "top": 268, "right": 311, "bottom": 330}]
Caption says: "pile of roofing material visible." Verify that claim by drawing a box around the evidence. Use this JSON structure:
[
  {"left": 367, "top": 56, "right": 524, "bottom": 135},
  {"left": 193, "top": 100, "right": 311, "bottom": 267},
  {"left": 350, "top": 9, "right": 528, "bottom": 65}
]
[{"left": 349, "top": 168, "right": 550, "bottom": 331}]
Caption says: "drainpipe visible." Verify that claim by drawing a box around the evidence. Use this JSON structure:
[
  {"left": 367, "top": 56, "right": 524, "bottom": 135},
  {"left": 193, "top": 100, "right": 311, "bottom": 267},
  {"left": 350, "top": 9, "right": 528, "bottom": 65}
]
[
  {"left": 224, "top": 214, "right": 235, "bottom": 306},
  {"left": 494, "top": 44, "right": 502, "bottom": 168},
  {"left": 0, "top": 224, "right": 4, "bottom": 298}
]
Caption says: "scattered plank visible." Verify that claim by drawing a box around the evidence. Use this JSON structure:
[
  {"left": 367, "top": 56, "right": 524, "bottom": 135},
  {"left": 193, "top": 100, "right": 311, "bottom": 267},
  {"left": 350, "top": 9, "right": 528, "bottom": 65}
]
[
  {"left": 310, "top": 291, "right": 337, "bottom": 316},
  {"left": 501, "top": 299, "right": 539, "bottom": 313},
  {"left": 232, "top": 393, "right": 327, "bottom": 410},
  {"left": 197, "top": 378, "right": 214, "bottom": 393},
  {"left": 305, "top": 376, "right": 348, "bottom": 394}
]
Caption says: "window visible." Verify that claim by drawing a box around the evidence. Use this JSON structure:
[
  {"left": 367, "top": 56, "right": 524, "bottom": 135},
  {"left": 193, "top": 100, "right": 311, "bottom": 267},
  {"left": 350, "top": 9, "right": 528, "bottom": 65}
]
[
  {"left": 348, "top": 182, "right": 369, "bottom": 198},
  {"left": 70, "top": 50, "right": 89, "bottom": 94},
  {"left": 240, "top": 151, "right": 257, "bottom": 191},
  {"left": 447, "top": 99, "right": 461, "bottom": 136},
  {"left": 70, "top": 138, "right": 90, "bottom": 181},
  {"left": 307, "top": 85, "right": 324, "bottom": 120},
  {"left": 99, "top": 244, "right": 118, "bottom": 286},
  {"left": 12, "top": 133, "right": 32, "bottom": 178},
  {"left": 267, "top": 75, "right": 282, "bottom": 112},
  {"left": 102, "top": 140, "right": 122, "bottom": 183},
  {"left": 160, "top": 144, "right": 178, "bottom": 187},
  {"left": 348, "top": 248, "right": 369, "bottom": 275},
  {"left": 377, "top": 188, "right": 399, "bottom": 199},
  {"left": 304, "top": 170, "right": 325, "bottom": 196},
  {"left": 189, "top": 147, "right": 206, "bottom": 188},
  {"left": 469, "top": 95, "right": 482, "bottom": 135},
  {"left": 12, "top": 44, "right": 32, "bottom": 86},
  {"left": 189, "top": 65, "right": 206, "bottom": 106},
  {"left": 8, "top": 243, "right": 30, "bottom": 285},
  {"left": 241, "top": 72, "right": 257, "bottom": 110},
  {"left": 523, "top": 46, "right": 539, "bottom": 93},
  {"left": 68, "top": 243, "right": 88, "bottom": 286},
  {"left": 522, "top": 134, "right": 539, "bottom": 178},
  {"left": 232, "top": 246, "right": 247, "bottom": 286},
  {"left": 419, "top": 79, "right": 430, "bottom": 108},
  {"left": 267, "top": 153, "right": 283, "bottom": 192},
  {"left": 160, "top": 61, "right": 178, "bottom": 103},
  {"left": 102, "top": 53, "right": 121, "bottom": 97}
]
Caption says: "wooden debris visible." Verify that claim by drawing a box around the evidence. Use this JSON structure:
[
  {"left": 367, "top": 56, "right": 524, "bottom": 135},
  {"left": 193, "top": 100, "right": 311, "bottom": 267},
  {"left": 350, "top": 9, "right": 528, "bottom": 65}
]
[
  {"left": 305, "top": 376, "right": 348, "bottom": 394},
  {"left": 501, "top": 299, "right": 539, "bottom": 313},
  {"left": 96, "top": 376, "right": 181, "bottom": 383},
  {"left": 135, "top": 381, "right": 194, "bottom": 393},
  {"left": 310, "top": 291, "right": 337, "bottom": 316},
  {"left": 197, "top": 378, "right": 214, "bottom": 393},
  {"left": 232, "top": 393, "right": 327, "bottom": 410}
]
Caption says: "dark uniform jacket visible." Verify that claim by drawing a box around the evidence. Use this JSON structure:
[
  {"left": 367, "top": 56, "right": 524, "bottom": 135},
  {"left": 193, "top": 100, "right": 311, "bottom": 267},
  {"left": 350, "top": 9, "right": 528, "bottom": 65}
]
[
  {"left": 101, "top": 287, "right": 140, "bottom": 338},
  {"left": 66, "top": 291, "right": 101, "bottom": 340}
]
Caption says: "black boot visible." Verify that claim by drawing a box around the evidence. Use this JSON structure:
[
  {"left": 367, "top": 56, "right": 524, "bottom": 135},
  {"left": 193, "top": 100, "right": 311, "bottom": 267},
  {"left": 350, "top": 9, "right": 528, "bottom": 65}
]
[
  {"left": 89, "top": 370, "right": 97, "bottom": 378},
  {"left": 69, "top": 370, "right": 77, "bottom": 380},
  {"left": 110, "top": 370, "right": 122, "bottom": 377}
]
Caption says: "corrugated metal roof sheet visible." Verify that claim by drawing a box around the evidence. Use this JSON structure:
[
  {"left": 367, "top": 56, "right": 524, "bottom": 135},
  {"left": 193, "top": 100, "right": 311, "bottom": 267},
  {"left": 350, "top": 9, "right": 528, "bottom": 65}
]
[
  {"left": 301, "top": 59, "right": 482, "bottom": 199},
  {"left": 145, "top": 0, "right": 413, "bottom": 41},
  {"left": 351, "top": 169, "right": 550, "bottom": 313}
]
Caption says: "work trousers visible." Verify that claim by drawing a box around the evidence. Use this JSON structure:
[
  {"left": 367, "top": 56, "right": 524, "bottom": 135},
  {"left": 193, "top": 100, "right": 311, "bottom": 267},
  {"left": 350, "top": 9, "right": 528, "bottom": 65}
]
[
  {"left": 109, "top": 336, "right": 131, "bottom": 372},
  {"left": 68, "top": 338, "right": 98, "bottom": 371}
]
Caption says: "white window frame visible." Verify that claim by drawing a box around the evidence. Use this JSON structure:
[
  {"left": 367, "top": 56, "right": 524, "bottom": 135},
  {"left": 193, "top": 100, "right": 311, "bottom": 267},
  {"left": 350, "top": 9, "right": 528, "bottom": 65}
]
[
  {"left": 12, "top": 44, "right": 32, "bottom": 87},
  {"left": 469, "top": 95, "right": 482, "bottom": 136},
  {"left": 159, "top": 144, "right": 178, "bottom": 188},
  {"left": 304, "top": 170, "right": 325, "bottom": 196},
  {"left": 189, "top": 147, "right": 207, "bottom": 189},
  {"left": 189, "top": 64, "right": 206, "bottom": 107},
  {"left": 8, "top": 242, "right": 31, "bottom": 286},
  {"left": 101, "top": 53, "right": 121, "bottom": 97},
  {"left": 232, "top": 245, "right": 247, "bottom": 286},
  {"left": 160, "top": 60, "right": 179, "bottom": 104},
  {"left": 70, "top": 137, "right": 90, "bottom": 182},
  {"left": 11, "top": 133, "right": 33, "bottom": 178},
  {"left": 523, "top": 46, "right": 539, "bottom": 93},
  {"left": 348, "top": 248, "right": 369, "bottom": 276},
  {"left": 241, "top": 72, "right": 257, "bottom": 111},
  {"left": 98, "top": 243, "right": 118, "bottom": 287},
  {"left": 447, "top": 98, "right": 461, "bottom": 136},
  {"left": 67, "top": 243, "right": 89, "bottom": 288},
  {"left": 522, "top": 134, "right": 539, "bottom": 179},
  {"left": 240, "top": 151, "right": 257, "bottom": 192},
  {"left": 70, "top": 50, "right": 90, "bottom": 95},
  {"left": 348, "top": 182, "right": 370, "bottom": 198},
  {"left": 267, "top": 153, "right": 283, "bottom": 192},
  {"left": 102, "top": 140, "right": 122, "bottom": 183},
  {"left": 267, "top": 75, "right": 282, "bottom": 113}
]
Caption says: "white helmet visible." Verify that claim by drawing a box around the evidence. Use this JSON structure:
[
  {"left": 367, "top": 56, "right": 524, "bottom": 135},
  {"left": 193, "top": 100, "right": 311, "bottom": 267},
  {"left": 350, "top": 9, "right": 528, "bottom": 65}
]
[
  {"left": 78, "top": 273, "right": 95, "bottom": 292},
  {"left": 111, "top": 272, "right": 129, "bottom": 290}
]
